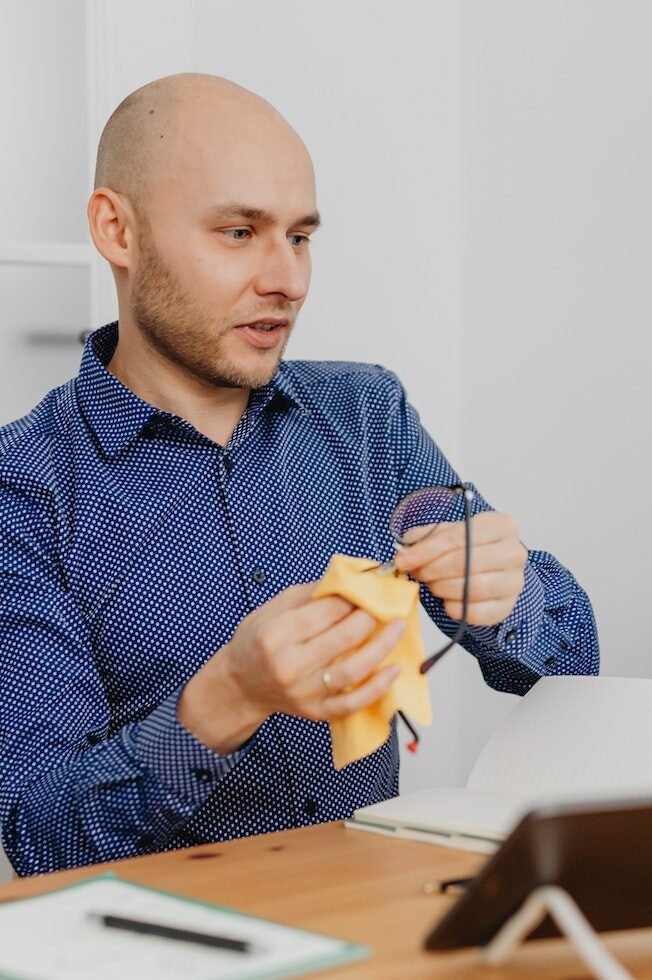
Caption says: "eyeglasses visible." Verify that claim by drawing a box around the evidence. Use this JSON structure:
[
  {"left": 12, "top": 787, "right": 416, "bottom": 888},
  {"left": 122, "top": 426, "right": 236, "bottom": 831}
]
[{"left": 364, "top": 483, "right": 474, "bottom": 752}]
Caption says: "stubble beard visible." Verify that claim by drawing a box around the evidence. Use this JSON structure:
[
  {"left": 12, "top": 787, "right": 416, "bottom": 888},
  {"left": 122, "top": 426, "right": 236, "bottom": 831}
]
[{"left": 130, "top": 226, "right": 291, "bottom": 390}]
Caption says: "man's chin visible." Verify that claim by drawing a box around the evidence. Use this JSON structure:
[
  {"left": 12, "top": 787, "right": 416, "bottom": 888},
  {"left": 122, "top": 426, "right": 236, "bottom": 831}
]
[{"left": 200, "top": 357, "right": 283, "bottom": 391}]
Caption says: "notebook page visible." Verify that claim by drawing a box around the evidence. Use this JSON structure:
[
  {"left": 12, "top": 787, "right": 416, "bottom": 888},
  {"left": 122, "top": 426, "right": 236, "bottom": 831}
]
[
  {"left": 0, "top": 876, "right": 366, "bottom": 980},
  {"left": 467, "top": 676, "right": 652, "bottom": 799},
  {"left": 351, "top": 785, "right": 528, "bottom": 838}
]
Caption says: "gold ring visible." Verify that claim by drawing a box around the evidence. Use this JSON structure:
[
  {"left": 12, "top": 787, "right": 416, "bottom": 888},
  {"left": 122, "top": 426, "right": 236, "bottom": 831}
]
[{"left": 322, "top": 670, "right": 337, "bottom": 694}]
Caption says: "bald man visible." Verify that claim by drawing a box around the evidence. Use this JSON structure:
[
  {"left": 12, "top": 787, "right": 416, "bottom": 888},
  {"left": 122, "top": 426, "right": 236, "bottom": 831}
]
[{"left": 0, "top": 74, "right": 598, "bottom": 875}]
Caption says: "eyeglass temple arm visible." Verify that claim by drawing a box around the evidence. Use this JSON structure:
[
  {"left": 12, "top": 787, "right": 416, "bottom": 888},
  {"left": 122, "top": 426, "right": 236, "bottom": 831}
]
[
  {"left": 419, "top": 623, "right": 465, "bottom": 674},
  {"left": 397, "top": 710, "right": 420, "bottom": 752},
  {"left": 419, "top": 488, "right": 472, "bottom": 673},
  {"left": 399, "top": 487, "right": 474, "bottom": 746}
]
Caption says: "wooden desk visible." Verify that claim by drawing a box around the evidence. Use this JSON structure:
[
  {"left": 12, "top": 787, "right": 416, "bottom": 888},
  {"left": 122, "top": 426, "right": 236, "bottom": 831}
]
[{"left": 1, "top": 821, "right": 651, "bottom": 978}]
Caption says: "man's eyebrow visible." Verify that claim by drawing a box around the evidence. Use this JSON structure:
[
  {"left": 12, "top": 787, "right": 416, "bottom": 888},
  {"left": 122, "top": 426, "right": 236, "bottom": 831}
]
[{"left": 206, "top": 203, "right": 321, "bottom": 229}]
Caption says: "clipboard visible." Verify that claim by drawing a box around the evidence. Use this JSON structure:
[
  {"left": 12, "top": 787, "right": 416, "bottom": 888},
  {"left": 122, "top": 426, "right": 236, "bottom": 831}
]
[
  {"left": 0, "top": 874, "right": 368, "bottom": 979},
  {"left": 425, "top": 797, "right": 652, "bottom": 954}
]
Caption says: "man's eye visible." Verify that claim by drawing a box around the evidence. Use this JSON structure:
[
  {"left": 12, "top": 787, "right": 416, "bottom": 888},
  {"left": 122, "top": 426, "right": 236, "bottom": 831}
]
[
  {"left": 223, "top": 229, "right": 251, "bottom": 241},
  {"left": 289, "top": 234, "right": 311, "bottom": 247}
]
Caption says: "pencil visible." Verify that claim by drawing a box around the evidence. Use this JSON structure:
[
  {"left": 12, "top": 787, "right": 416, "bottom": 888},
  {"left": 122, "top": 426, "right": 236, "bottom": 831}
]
[{"left": 89, "top": 912, "right": 253, "bottom": 953}]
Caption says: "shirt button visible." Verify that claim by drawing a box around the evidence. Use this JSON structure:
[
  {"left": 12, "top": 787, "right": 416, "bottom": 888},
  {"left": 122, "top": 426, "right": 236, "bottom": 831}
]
[
  {"left": 193, "top": 768, "right": 214, "bottom": 784},
  {"left": 252, "top": 567, "right": 266, "bottom": 585},
  {"left": 223, "top": 455, "right": 234, "bottom": 473},
  {"left": 505, "top": 629, "right": 518, "bottom": 645},
  {"left": 303, "top": 798, "right": 317, "bottom": 817},
  {"left": 142, "top": 419, "right": 159, "bottom": 439}
]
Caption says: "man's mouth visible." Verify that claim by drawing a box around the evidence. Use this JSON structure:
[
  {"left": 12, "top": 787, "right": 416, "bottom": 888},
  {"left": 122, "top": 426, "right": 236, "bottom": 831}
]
[
  {"left": 236, "top": 318, "right": 290, "bottom": 332},
  {"left": 234, "top": 318, "right": 290, "bottom": 349}
]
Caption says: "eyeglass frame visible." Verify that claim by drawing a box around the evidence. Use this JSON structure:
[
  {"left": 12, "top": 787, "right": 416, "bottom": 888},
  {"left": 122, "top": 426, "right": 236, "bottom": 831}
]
[{"left": 366, "top": 482, "right": 474, "bottom": 751}]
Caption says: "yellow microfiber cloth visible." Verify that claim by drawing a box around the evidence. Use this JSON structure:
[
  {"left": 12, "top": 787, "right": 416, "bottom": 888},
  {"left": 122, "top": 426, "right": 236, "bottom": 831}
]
[{"left": 312, "top": 554, "right": 432, "bottom": 770}]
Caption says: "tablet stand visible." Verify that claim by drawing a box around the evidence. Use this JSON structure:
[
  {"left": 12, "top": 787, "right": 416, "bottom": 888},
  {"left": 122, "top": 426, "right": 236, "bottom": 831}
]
[{"left": 482, "top": 885, "right": 633, "bottom": 980}]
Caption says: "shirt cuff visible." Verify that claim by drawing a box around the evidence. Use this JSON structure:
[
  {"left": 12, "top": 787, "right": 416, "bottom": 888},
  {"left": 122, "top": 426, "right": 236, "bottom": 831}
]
[
  {"left": 464, "top": 561, "right": 547, "bottom": 665},
  {"left": 134, "top": 686, "right": 254, "bottom": 806}
]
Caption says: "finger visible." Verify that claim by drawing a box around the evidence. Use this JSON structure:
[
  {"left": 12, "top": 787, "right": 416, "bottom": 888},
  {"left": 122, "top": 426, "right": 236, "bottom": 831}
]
[
  {"left": 395, "top": 512, "right": 517, "bottom": 572},
  {"left": 259, "top": 582, "right": 320, "bottom": 618},
  {"left": 305, "top": 607, "right": 380, "bottom": 669},
  {"left": 313, "top": 618, "right": 407, "bottom": 684},
  {"left": 268, "top": 593, "right": 355, "bottom": 646},
  {"left": 400, "top": 523, "right": 437, "bottom": 545},
  {"left": 394, "top": 521, "right": 465, "bottom": 572},
  {"left": 323, "top": 663, "right": 401, "bottom": 718},
  {"left": 413, "top": 541, "right": 527, "bottom": 584},
  {"left": 250, "top": 583, "right": 344, "bottom": 637},
  {"left": 426, "top": 570, "right": 525, "bottom": 604},
  {"left": 242, "top": 583, "right": 319, "bottom": 636}
]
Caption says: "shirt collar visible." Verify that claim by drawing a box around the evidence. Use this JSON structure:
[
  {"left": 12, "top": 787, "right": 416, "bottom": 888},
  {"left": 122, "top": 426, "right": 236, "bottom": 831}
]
[{"left": 75, "top": 322, "right": 305, "bottom": 459}]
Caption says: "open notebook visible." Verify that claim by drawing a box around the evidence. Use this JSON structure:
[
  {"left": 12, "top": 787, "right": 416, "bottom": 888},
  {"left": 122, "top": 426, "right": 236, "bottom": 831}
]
[{"left": 346, "top": 676, "right": 652, "bottom": 853}]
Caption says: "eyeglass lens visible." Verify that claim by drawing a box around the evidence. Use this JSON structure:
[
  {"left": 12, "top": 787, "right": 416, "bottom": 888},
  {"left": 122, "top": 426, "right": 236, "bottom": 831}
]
[{"left": 388, "top": 484, "right": 472, "bottom": 752}]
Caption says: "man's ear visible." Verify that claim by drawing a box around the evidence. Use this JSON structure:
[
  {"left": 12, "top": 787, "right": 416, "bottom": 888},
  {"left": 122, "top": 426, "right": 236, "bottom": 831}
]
[{"left": 87, "top": 188, "right": 137, "bottom": 270}]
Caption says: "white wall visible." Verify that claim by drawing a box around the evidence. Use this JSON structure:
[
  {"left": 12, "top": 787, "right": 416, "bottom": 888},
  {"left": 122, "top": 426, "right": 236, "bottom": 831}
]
[
  {"left": 0, "top": 0, "right": 88, "bottom": 242},
  {"left": 455, "top": 0, "right": 652, "bottom": 774},
  {"left": 0, "top": 0, "right": 91, "bottom": 420}
]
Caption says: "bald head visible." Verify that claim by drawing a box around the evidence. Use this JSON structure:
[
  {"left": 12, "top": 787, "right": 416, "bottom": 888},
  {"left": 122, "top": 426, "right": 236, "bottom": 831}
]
[
  {"left": 94, "top": 73, "right": 300, "bottom": 210},
  {"left": 88, "top": 71, "right": 317, "bottom": 395}
]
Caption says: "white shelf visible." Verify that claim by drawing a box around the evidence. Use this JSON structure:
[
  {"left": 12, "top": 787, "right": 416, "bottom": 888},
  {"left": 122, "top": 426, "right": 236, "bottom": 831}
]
[{"left": 0, "top": 242, "right": 94, "bottom": 267}]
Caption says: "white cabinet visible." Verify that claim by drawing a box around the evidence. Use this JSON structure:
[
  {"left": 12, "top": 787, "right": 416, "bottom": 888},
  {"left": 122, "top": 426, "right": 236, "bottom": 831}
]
[
  {"left": 0, "top": 265, "right": 90, "bottom": 423},
  {"left": 0, "top": 1, "right": 89, "bottom": 243},
  {"left": 0, "top": 0, "right": 92, "bottom": 424},
  {"left": 0, "top": 0, "right": 197, "bottom": 426}
]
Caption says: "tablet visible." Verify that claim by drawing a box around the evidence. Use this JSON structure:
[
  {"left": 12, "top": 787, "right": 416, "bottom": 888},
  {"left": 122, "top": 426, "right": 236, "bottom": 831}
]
[{"left": 425, "top": 797, "right": 652, "bottom": 950}]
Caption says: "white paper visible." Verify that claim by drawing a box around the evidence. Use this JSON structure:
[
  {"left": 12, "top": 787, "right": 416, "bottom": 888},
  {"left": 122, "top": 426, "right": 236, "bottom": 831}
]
[
  {"left": 349, "top": 786, "right": 527, "bottom": 840},
  {"left": 344, "top": 817, "right": 499, "bottom": 854},
  {"left": 349, "top": 676, "right": 652, "bottom": 848},
  {"left": 0, "top": 876, "right": 365, "bottom": 980},
  {"left": 468, "top": 675, "right": 652, "bottom": 798}
]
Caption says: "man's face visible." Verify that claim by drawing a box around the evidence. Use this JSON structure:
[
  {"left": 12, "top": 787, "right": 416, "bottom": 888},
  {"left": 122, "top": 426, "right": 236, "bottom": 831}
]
[{"left": 129, "top": 104, "right": 318, "bottom": 390}]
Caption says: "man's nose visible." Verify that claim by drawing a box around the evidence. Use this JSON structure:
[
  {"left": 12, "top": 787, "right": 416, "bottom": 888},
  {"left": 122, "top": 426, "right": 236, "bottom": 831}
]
[{"left": 254, "top": 238, "right": 310, "bottom": 301}]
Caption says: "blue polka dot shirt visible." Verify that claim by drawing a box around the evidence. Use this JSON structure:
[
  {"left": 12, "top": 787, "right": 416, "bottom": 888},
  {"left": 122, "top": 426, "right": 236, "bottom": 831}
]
[{"left": 0, "top": 323, "right": 598, "bottom": 875}]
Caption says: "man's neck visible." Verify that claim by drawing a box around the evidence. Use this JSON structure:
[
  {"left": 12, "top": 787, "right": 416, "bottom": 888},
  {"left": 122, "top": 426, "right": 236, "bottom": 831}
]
[{"left": 107, "top": 326, "right": 250, "bottom": 449}]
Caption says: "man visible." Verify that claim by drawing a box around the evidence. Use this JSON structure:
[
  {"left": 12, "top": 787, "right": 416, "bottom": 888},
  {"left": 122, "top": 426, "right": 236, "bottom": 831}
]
[{"left": 0, "top": 74, "right": 598, "bottom": 876}]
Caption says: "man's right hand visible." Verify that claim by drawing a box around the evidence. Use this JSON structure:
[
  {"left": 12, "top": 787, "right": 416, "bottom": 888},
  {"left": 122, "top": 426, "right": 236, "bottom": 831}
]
[{"left": 177, "top": 582, "right": 407, "bottom": 755}]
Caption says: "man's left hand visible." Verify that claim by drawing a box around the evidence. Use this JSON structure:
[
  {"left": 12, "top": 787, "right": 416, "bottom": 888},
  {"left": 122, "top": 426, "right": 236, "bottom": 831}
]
[{"left": 393, "top": 512, "right": 527, "bottom": 627}]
